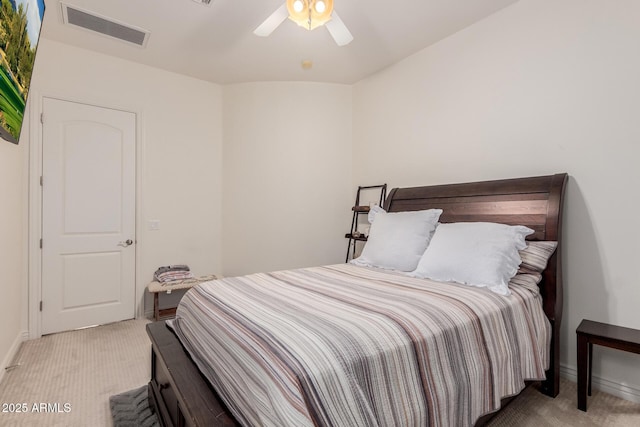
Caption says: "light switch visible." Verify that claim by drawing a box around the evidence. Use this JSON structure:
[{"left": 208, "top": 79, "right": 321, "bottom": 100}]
[{"left": 148, "top": 220, "right": 160, "bottom": 231}]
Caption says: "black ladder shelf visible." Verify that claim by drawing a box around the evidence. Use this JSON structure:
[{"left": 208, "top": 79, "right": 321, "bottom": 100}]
[{"left": 345, "top": 184, "right": 387, "bottom": 262}]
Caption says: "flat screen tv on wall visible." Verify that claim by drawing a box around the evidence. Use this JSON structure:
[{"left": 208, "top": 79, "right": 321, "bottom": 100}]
[{"left": 0, "top": 0, "right": 45, "bottom": 144}]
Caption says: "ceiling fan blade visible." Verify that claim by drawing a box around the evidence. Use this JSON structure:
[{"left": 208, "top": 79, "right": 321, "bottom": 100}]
[
  {"left": 254, "top": 4, "right": 289, "bottom": 37},
  {"left": 326, "top": 12, "right": 353, "bottom": 46}
]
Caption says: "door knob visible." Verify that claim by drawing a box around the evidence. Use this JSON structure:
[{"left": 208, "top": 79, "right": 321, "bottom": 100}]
[{"left": 118, "top": 239, "right": 134, "bottom": 247}]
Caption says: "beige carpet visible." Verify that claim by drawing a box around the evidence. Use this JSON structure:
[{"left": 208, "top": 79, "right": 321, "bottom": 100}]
[
  {"left": 0, "top": 319, "right": 150, "bottom": 427},
  {"left": 488, "top": 378, "right": 640, "bottom": 426},
  {"left": 0, "top": 318, "right": 638, "bottom": 426}
]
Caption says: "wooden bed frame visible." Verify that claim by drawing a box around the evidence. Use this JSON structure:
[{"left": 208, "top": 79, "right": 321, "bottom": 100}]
[{"left": 147, "top": 173, "right": 568, "bottom": 427}]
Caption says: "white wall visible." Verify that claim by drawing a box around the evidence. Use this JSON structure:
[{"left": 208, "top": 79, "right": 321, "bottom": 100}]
[
  {"left": 353, "top": 0, "right": 640, "bottom": 400},
  {"left": 27, "top": 39, "right": 223, "bottom": 317},
  {"left": 222, "top": 82, "right": 352, "bottom": 276},
  {"left": 0, "top": 136, "right": 26, "bottom": 379}
]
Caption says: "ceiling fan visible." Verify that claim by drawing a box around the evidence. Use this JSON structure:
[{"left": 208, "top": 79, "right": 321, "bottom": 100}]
[{"left": 254, "top": 0, "right": 353, "bottom": 47}]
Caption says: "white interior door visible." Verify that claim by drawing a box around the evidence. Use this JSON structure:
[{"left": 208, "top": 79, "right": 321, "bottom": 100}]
[{"left": 41, "top": 98, "right": 136, "bottom": 334}]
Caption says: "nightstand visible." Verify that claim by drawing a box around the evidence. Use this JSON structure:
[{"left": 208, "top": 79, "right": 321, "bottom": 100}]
[
  {"left": 148, "top": 275, "right": 218, "bottom": 321},
  {"left": 576, "top": 319, "right": 640, "bottom": 411}
]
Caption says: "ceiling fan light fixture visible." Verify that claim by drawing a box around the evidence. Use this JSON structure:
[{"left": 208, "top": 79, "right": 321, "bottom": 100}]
[
  {"left": 255, "top": 0, "right": 351, "bottom": 46},
  {"left": 286, "top": 0, "right": 333, "bottom": 31},
  {"left": 293, "top": 0, "right": 304, "bottom": 13}
]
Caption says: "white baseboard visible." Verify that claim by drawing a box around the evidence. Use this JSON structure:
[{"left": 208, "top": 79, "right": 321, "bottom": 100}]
[
  {"left": 560, "top": 363, "right": 640, "bottom": 404},
  {"left": 0, "top": 331, "right": 26, "bottom": 385}
]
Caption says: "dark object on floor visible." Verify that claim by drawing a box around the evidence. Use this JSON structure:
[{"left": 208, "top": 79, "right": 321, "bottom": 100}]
[{"left": 110, "top": 385, "right": 160, "bottom": 427}]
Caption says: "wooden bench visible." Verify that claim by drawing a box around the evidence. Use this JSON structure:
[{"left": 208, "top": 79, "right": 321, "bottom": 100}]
[
  {"left": 576, "top": 319, "right": 640, "bottom": 411},
  {"left": 148, "top": 275, "right": 217, "bottom": 321}
]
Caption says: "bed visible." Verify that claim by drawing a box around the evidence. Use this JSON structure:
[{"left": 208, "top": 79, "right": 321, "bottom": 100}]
[{"left": 146, "top": 173, "right": 567, "bottom": 427}]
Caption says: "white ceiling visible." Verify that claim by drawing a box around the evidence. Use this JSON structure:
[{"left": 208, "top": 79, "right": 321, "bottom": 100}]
[{"left": 41, "top": 0, "right": 519, "bottom": 84}]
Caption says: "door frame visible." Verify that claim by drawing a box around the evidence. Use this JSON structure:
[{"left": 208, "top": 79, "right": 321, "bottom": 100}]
[{"left": 28, "top": 92, "right": 145, "bottom": 338}]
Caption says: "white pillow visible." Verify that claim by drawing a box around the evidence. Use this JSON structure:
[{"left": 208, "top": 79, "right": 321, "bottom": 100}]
[
  {"left": 368, "top": 205, "right": 385, "bottom": 223},
  {"left": 351, "top": 208, "right": 442, "bottom": 272},
  {"left": 410, "top": 222, "right": 534, "bottom": 295}
]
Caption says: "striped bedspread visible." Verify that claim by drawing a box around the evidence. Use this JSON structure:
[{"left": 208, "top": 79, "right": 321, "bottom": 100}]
[{"left": 170, "top": 264, "right": 550, "bottom": 427}]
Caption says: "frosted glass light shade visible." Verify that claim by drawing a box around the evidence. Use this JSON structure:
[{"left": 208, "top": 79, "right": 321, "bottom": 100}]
[{"left": 286, "top": 0, "right": 333, "bottom": 31}]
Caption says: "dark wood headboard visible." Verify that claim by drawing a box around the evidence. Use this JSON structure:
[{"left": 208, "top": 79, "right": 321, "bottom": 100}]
[{"left": 384, "top": 173, "right": 568, "bottom": 397}]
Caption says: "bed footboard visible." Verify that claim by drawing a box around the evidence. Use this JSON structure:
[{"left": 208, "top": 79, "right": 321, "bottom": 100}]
[{"left": 146, "top": 321, "right": 238, "bottom": 427}]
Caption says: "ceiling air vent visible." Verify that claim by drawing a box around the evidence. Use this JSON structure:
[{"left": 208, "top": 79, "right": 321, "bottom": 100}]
[{"left": 61, "top": 3, "right": 150, "bottom": 47}]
